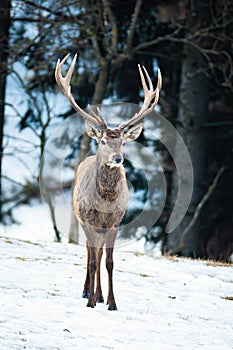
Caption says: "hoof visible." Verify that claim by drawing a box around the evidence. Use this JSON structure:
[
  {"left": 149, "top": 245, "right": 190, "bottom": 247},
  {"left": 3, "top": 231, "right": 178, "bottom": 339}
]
[
  {"left": 87, "top": 301, "right": 96, "bottom": 308},
  {"left": 82, "top": 291, "right": 89, "bottom": 299},
  {"left": 97, "top": 297, "right": 104, "bottom": 303},
  {"left": 107, "top": 296, "right": 117, "bottom": 310},
  {"left": 108, "top": 303, "right": 117, "bottom": 311},
  {"left": 95, "top": 295, "right": 104, "bottom": 303}
]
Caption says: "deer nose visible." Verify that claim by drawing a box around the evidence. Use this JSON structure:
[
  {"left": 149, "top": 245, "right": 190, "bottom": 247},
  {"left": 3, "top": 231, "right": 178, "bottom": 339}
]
[{"left": 113, "top": 155, "right": 123, "bottom": 164}]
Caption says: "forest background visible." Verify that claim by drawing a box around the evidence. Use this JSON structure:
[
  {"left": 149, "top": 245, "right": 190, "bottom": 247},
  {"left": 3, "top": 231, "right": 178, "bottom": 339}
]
[{"left": 0, "top": 0, "right": 232, "bottom": 262}]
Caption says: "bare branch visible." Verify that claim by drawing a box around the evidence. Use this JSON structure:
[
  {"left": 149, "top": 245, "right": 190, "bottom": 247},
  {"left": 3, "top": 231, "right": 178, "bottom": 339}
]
[
  {"left": 2, "top": 175, "right": 24, "bottom": 188},
  {"left": 4, "top": 134, "right": 40, "bottom": 147},
  {"left": 90, "top": 34, "right": 106, "bottom": 65},
  {"left": 102, "top": 0, "right": 118, "bottom": 56},
  {"left": 167, "top": 167, "right": 226, "bottom": 256},
  {"left": 125, "top": 0, "right": 143, "bottom": 52}
]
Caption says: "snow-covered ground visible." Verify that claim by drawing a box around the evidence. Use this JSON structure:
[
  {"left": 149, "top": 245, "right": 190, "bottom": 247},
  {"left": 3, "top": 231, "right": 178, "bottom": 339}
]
[{"left": 1, "top": 230, "right": 233, "bottom": 350}]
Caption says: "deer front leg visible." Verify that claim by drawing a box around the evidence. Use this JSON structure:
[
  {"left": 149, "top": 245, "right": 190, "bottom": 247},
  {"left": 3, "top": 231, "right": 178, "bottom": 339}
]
[
  {"left": 106, "top": 246, "right": 117, "bottom": 311},
  {"left": 94, "top": 246, "right": 104, "bottom": 303},
  {"left": 82, "top": 241, "right": 90, "bottom": 298},
  {"left": 87, "top": 245, "right": 97, "bottom": 308}
]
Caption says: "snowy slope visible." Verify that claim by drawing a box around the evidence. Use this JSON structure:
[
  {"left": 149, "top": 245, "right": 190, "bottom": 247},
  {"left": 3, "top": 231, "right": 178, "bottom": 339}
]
[{"left": 0, "top": 234, "right": 233, "bottom": 350}]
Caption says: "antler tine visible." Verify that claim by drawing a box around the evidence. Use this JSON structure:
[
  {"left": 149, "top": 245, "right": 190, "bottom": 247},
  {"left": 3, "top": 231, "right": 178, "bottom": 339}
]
[
  {"left": 119, "top": 65, "right": 162, "bottom": 130},
  {"left": 88, "top": 105, "right": 108, "bottom": 130},
  {"left": 55, "top": 53, "right": 107, "bottom": 128}
]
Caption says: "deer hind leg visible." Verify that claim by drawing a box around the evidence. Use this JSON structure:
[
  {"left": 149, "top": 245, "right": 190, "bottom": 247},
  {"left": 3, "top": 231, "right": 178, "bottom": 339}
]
[
  {"left": 94, "top": 244, "right": 104, "bottom": 303},
  {"left": 106, "top": 230, "right": 118, "bottom": 311},
  {"left": 82, "top": 241, "right": 90, "bottom": 298}
]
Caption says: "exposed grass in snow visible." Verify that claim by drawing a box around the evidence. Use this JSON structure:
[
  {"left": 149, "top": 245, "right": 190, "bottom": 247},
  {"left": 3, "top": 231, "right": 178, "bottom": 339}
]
[{"left": 0, "top": 235, "right": 233, "bottom": 350}]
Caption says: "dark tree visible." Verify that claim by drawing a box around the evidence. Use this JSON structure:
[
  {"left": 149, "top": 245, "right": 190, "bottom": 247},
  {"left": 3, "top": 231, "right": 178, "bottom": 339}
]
[
  {"left": 0, "top": 0, "right": 11, "bottom": 220},
  {"left": 163, "top": 0, "right": 233, "bottom": 261},
  {"left": 1, "top": 1, "right": 232, "bottom": 260}
]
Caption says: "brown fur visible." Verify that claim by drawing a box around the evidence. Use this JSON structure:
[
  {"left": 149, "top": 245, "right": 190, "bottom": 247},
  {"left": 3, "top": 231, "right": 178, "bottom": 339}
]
[
  {"left": 105, "top": 128, "right": 122, "bottom": 138},
  {"left": 73, "top": 135, "right": 129, "bottom": 310},
  {"left": 73, "top": 157, "right": 128, "bottom": 230},
  {"left": 96, "top": 164, "right": 123, "bottom": 201},
  {"left": 55, "top": 53, "right": 160, "bottom": 310},
  {"left": 72, "top": 123, "right": 143, "bottom": 310}
]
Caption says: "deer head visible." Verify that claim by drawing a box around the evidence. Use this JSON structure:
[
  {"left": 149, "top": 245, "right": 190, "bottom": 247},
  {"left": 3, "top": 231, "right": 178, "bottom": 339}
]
[
  {"left": 55, "top": 53, "right": 162, "bottom": 167},
  {"left": 85, "top": 123, "right": 143, "bottom": 168}
]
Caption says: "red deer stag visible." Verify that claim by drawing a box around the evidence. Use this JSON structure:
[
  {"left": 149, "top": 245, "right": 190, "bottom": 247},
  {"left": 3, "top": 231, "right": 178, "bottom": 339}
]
[{"left": 55, "top": 53, "right": 162, "bottom": 310}]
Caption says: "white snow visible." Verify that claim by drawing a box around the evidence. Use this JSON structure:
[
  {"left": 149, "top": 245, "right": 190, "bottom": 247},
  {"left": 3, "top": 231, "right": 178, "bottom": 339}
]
[{"left": 1, "top": 230, "right": 233, "bottom": 349}]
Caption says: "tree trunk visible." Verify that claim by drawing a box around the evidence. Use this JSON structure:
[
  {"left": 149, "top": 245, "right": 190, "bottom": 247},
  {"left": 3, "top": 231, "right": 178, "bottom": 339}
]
[
  {"left": 68, "top": 64, "right": 109, "bottom": 244},
  {"left": 158, "top": 58, "right": 181, "bottom": 251},
  {"left": 0, "top": 0, "right": 11, "bottom": 221},
  {"left": 164, "top": 47, "right": 209, "bottom": 257}
]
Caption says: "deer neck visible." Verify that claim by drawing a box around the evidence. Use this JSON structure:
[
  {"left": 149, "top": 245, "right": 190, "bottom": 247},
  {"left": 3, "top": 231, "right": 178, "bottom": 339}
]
[{"left": 96, "top": 161, "right": 123, "bottom": 201}]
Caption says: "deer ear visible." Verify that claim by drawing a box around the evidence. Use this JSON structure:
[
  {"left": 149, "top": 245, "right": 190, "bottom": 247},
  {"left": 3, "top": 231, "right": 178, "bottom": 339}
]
[
  {"left": 86, "top": 123, "right": 103, "bottom": 140},
  {"left": 124, "top": 123, "right": 143, "bottom": 142}
]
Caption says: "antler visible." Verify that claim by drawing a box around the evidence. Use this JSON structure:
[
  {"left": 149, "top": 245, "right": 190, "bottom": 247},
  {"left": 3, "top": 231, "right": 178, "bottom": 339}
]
[
  {"left": 119, "top": 65, "right": 162, "bottom": 130},
  {"left": 55, "top": 53, "right": 108, "bottom": 129}
]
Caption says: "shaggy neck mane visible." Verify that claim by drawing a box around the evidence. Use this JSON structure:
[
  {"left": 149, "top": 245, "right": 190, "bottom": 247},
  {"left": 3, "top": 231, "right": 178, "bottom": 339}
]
[{"left": 96, "top": 162, "right": 122, "bottom": 201}]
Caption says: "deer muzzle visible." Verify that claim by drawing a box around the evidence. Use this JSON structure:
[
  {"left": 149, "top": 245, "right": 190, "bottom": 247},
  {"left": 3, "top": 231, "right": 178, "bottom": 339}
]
[{"left": 108, "top": 154, "right": 123, "bottom": 168}]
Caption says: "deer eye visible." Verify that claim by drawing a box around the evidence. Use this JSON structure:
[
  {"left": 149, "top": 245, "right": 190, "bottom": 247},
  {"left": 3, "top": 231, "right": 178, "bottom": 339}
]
[{"left": 101, "top": 139, "right": 106, "bottom": 145}]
